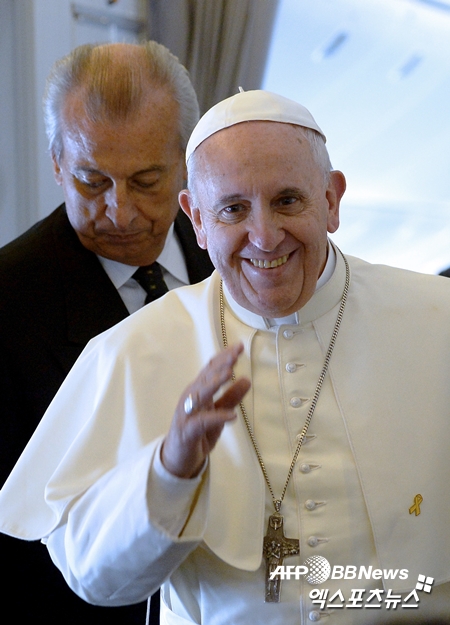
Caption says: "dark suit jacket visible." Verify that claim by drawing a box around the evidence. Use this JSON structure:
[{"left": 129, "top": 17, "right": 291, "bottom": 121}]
[{"left": 0, "top": 204, "right": 213, "bottom": 624}]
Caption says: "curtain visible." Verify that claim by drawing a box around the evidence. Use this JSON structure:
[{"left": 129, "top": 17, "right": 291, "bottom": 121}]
[{"left": 148, "top": 0, "right": 280, "bottom": 114}]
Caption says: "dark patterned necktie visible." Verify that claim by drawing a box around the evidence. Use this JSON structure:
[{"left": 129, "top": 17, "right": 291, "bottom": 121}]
[{"left": 132, "top": 262, "right": 169, "bottom": 304}]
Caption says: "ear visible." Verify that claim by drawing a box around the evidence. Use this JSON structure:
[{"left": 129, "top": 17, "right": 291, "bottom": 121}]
[
  {"left": 178, "top": 189, "right": 208, "bottom": 250},
  {"left": 51, "top": 152, "right": 63, "bottom": 186},
  {"left": 326, "top": 170, "right": 346, "bottom": 234}
]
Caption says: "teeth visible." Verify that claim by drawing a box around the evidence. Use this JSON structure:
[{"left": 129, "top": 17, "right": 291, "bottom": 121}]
[{"left": 250, "top": 254, "right": 289, "bottom": 269}]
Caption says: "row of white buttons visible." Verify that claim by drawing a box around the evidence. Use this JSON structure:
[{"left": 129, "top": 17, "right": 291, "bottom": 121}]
[
  {"left": 282, "top": 326, "right": 328, "bottom": 622},
  {"left": 295, "top": 432, "right": 327, "bottom": 554},
  {"left": 282, "top": 336, "right": 310, "bottom": 447},
  {"left": 285, "top": 360, "right": 308, "bottom": 408}
]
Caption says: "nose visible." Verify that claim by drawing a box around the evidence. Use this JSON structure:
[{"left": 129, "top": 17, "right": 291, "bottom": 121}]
[
  {"left": 104, "top": 183, "right": 137, "bottom": 230},
  {"left": 247, "top": 208, "right": 285, "bottom": 252}
]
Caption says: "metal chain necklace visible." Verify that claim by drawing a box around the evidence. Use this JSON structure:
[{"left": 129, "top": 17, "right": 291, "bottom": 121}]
[{"left": 218, "top": 252, "right": 350, "bottom": 602}]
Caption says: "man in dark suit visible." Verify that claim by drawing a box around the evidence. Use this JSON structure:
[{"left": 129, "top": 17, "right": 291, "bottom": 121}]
[{"left": 0, "top": 41, "right": 213, "bottom": 625}]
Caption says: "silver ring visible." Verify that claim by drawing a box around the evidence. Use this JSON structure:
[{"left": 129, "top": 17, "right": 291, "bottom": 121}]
[{"left": 184, "top": 393, "right": 196, "bottom": 415}]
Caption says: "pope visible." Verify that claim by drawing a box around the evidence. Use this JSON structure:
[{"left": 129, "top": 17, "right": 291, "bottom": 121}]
[{"left": 1, "top": 90, "right": 450, "bottom": 624}]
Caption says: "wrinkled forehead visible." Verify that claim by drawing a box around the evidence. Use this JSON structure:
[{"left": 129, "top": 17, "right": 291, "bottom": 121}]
[
  {"left": 186, "top": 89, "right": 325, "bottom": 163},
  {"left": 187, "top": 121, "right": 325, "bottom": 204}
]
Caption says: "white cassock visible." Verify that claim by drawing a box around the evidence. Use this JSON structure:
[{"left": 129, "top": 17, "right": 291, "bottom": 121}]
[{"left": 1, "top": 243, "right": 450, "bottom": 624}]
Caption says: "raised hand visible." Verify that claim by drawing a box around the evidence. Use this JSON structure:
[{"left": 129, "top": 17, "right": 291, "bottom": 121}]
[{"left": 161, "top": 343, "right": 251, "bottom": 478}]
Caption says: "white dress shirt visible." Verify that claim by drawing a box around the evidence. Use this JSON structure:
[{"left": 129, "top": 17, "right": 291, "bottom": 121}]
[{"left": 97, "top": 224, "right": 189, "bottom": 314}]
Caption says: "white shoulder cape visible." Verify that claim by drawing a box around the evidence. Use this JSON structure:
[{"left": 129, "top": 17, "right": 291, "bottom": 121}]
[{"left": 1, "top": 254, "right": 450, "bottom": 591}]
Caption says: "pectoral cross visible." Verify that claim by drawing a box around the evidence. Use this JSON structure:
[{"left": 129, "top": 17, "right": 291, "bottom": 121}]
[{"left": 263, "top": 512, "right": 299, "bottom": 602}]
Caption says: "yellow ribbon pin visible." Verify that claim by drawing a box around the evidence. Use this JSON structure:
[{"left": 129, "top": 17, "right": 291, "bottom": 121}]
[{"left": 409, "top": 494, "right": 423, "bottom": 516}]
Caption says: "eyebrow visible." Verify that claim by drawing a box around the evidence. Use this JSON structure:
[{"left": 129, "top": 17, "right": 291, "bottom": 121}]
[
  {"left": 214, "top": 194, "right": 244, "bottom": 206},
  {"left": 213, "top": 187, "right": 305, "bottom": 207},
  {"left": 73, "top": 166, "right": 166, "bottom": 176},
  {"left": 277, "top": 187, "right": 305, "bottom": 196},
  {"left": 133, "top": 167, "right": 166, "bottom": 175}
]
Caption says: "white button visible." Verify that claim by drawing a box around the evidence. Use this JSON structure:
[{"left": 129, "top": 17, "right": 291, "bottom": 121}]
[
  {"left": 290, "top": 397, "right": 302, "bottom": 408},
  {"left": 300, "top": 463, "right": 311, "bottom": 473},
  {"left": 286, "top": 362, "right": 297, "bottom": 373},
  {"left": 307, "top": 536, "right": 319, "bottom": 547},
  {"left": 305, "top": 499, "right": 317, "bottom": 510},
  {"left": 300, "top": 433, "right": 316, "bottom": 444},
  {"left": 283, "top": 329, "right": 294, "bottom": 340},
  {"left": 309, "top": 611, "right": 321, "bottom": 622}
]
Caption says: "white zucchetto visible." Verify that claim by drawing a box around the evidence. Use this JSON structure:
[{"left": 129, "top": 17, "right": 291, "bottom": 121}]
[{"left": 185, "top": 89, "right": 326, "bottom": 163}]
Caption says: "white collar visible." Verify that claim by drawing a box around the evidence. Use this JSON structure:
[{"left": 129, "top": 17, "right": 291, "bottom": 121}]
[{"left": 157, "top": 223, "right": 189, "bottom": 284}]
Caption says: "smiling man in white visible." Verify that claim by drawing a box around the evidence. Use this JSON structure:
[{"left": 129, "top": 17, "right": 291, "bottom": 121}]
[{"left": 1, "top": 90, "right": 449, "bottom": 624}]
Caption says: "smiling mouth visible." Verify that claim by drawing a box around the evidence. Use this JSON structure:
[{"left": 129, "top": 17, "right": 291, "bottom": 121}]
[{"left": 249, "top": 254, "right": 289, "bottom": 269}]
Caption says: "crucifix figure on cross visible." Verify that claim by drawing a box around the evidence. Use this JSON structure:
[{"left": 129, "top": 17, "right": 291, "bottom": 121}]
[{"left": 263, "top": 512, "right": 300, "bottom": 602}]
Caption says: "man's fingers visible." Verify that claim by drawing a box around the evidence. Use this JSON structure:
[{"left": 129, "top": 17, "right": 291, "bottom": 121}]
[
  {"left": 182, "top": 408, "right": 237, "bottom": 440},
  {"left": 182, "top": 378, "right": 250, "bottom": 441},
  {"left": 162, "top": 344, "right": 250, "bottom": 479},
  {"left": 162, "top": 407, "right": 237, "bottom": 478},
  {"left": 214, "top": 377, "right": 251, "bottom": 410},
  {"left": 182, "top": 343, "right": 245, "bottom": 414}
]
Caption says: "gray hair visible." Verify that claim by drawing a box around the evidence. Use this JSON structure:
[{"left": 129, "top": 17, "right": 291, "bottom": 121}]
[
  {"left": 295, "top": 126, "right": 332, "bottom": 183},
  {"left": 44, "top": 40, "right": 199, "bottom": 163}
]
